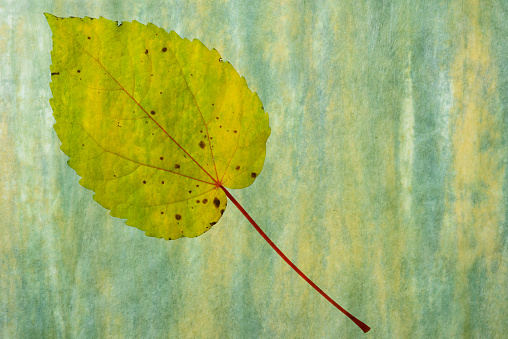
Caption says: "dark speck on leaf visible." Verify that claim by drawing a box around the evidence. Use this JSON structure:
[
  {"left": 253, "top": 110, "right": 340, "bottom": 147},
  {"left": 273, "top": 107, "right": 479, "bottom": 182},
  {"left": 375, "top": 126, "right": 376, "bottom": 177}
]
[
  {"left": 199, "top": 141, "right": 206, "bottom": 149},
  {"left": 235, "top": 166, "right": 240, "bottom": 170},
  {"left": 77, "top": 70, "right": 81, "bottom": 73},
  {"left": 233, "top": 130, "right": 237, "bottom": 133},
  {"left": 189, "top": 191, "right": 192, "bottom": 194},
  {"left": 161, "top": 211, "right": 164, "bottom": 214},
  {"left": 145, "top": 49, "right": 148, "bottom": 54},
  {"left": 161, "top": 181, "right": 164, "bottom": 184},
  {"left": 202, "top": 199, "right": 208, "bottom": 204},
  {"left": 51, "top": 72, "right": 59, "bottom": 76},
  {"left": 175, "top": 214, "right": 181, "bottom": 220},
  {"left": 151, "top": 110, "right": 155, "bottom": 115},
  {"left": 162, "top": 47, "right": 167, "bottom": 52},
  {"left": 88, "top": 36, "right": 91, "bottom": 39},
  {"left": 143, "top": 180, "right": 147, "bottom": 184},
  {"left": 160, "top": 157, "right": 164, "bottom": 160},
  {"left": 213, "top": 197, "right": 220, "bottom": 208},
  {"left": 196, "top": 200, "right": 200, "bottom": 203},
  {"left": 220, "top": 209, "right": 225, "bottom": 215},
  {"left": 251, "top": 172, "right": 257, "bottom": 178},
  {"left": 175, "top": 164, "right": 180, "bottom": 169},
  {"left": 210, "top": 222, "right": 216, "bottom": 226}
]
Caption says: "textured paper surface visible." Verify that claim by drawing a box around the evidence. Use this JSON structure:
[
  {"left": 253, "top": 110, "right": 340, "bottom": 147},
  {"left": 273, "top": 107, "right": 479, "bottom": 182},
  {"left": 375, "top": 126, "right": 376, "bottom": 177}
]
[{"left": 1, "top": 0, "right": 507, "bottom": 338}]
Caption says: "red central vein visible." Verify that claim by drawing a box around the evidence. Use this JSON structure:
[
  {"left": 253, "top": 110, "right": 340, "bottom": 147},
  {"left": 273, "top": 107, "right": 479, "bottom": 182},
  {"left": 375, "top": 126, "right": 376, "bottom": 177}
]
[
  {"left": 82, "top": 129, "right": 215, "bottom": 186},
  {"left": 220, "top": 186, "right": 371, "bottom": 333},
  {"left": 81, "top": 48, "right": 217, "bottom": 184}
]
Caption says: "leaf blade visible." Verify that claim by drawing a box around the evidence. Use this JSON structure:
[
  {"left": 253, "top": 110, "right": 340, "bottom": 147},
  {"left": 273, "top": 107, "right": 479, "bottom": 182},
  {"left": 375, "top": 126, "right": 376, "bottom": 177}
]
[{"left": 47, "top": 14, "right": 269, "bottom": 239}]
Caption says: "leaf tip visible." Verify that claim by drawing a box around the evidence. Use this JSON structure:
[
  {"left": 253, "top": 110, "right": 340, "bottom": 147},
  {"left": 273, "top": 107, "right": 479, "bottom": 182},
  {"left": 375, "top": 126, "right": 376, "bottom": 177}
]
[
  {"left": 44, "top": 12, "right": 57, "bottom": 22},
  {"left": 44, "top": 12, "right": 61, "bottom": 30}
]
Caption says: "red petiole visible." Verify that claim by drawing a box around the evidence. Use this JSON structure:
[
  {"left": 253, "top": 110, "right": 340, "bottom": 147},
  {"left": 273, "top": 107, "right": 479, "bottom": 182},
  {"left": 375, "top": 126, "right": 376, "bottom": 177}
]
[{"left": 220, "top": 185, "right": 371, "bottom": 333}]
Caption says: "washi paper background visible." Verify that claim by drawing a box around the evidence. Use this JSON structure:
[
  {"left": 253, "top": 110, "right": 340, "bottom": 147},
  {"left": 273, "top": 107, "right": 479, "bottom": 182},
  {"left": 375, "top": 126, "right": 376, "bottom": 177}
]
[{"left": 1, "top": 0, "right": 507, "bottom": 337}]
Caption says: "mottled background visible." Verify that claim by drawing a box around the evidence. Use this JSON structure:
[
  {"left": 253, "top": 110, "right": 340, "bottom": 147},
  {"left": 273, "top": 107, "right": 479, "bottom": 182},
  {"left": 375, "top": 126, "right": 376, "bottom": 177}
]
[{"left": 1, "top": 0, "right": 507, "bottom": 338}]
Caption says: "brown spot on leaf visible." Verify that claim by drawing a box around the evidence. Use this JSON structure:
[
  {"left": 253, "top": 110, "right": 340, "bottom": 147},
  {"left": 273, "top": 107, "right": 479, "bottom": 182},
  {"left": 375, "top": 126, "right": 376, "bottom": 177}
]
[
  {"left": 220, "top": 209, "right": 225, "bottom": 215},
  {"left": 199, "top": 141, "right": 206, "bottom": 149},
  {"left": 213, "top": 197, "right": 220, "bottom": 208},
  {"left": 51, "top": 72, "right": 59, "bottom": 76},
  {"left": 160, "top": 157, "right": 164, "bottom": 160},
  {"left": 151, "top": 110, "right": 155, "bottom": 115},
  {"left": 251, "top": 172, "right": 257, "bottom": 178},
  {"left": 88, "top": 36, "right": 91, "bottom": 39},
  {"left": 235, "top": 166, "right": 240, "bottom": 170},
  {"left": 145, "top": 49, "right": 148, "bottom": 54},
  {"left": 175, "top": 214, "right": 181, "bottom": 220},
  {"left": 77, "top": 70, "right": 81, "bottom": 73},
  {"left": 161, "top": 181, "right": 164, "bottom": 184},
  {"left": 210, "top": 222, "right": 216, "bottom": 226},
  {"left": 161, "top": 211, "right": 164, "bottom": 214},
  {"left": 202, "top": 199, "right": 208, "bottom": 204},
  {"left": 233, "top": 130, "right": 237, "bottom": 133},
  {"left": 196, "top": 200, "right": 200, "bottom": 203},
  {"left": 175, "top": 164, "right": 180, "bottom": 169},
  {"left": 162, "top": 47, "right": 167, "bottom": 52},
  {"left": 143, "top": 180, "right": 147, "bottom": 184}
]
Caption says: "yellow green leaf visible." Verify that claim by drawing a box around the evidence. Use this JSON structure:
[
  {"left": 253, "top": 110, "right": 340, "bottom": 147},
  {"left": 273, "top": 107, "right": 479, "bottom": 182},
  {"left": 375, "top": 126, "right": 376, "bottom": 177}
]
[{"left": 46, "top": 13, "right": 270, "bottom": 240}]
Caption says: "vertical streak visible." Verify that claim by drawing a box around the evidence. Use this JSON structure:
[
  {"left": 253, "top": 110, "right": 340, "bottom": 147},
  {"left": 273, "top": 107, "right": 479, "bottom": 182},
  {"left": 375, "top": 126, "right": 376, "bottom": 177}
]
[{"left": 399, "top": 51, "right": 415, "bottom": 221}]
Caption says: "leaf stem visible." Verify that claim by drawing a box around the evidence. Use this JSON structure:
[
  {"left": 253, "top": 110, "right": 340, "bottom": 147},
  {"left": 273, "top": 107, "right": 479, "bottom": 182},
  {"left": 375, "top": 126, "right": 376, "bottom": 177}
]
[{"left": 220, "top": 186, "right": 371, "bottom": 333}]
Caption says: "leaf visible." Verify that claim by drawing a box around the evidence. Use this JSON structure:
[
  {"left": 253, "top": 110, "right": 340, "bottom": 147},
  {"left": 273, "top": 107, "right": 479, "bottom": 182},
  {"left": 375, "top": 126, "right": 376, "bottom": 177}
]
[
  {"left": 46, "top": 13, "right": 270, "bottom": 240},
  {"left": 46, "top": 14, "right": 371, "bottom": 333}
]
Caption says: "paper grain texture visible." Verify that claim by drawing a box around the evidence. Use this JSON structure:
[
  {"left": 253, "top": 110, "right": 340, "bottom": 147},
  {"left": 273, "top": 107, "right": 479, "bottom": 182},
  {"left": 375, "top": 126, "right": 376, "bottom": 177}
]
[{"left": 1, "top": 0, "right": 507, "bottom": 338}]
